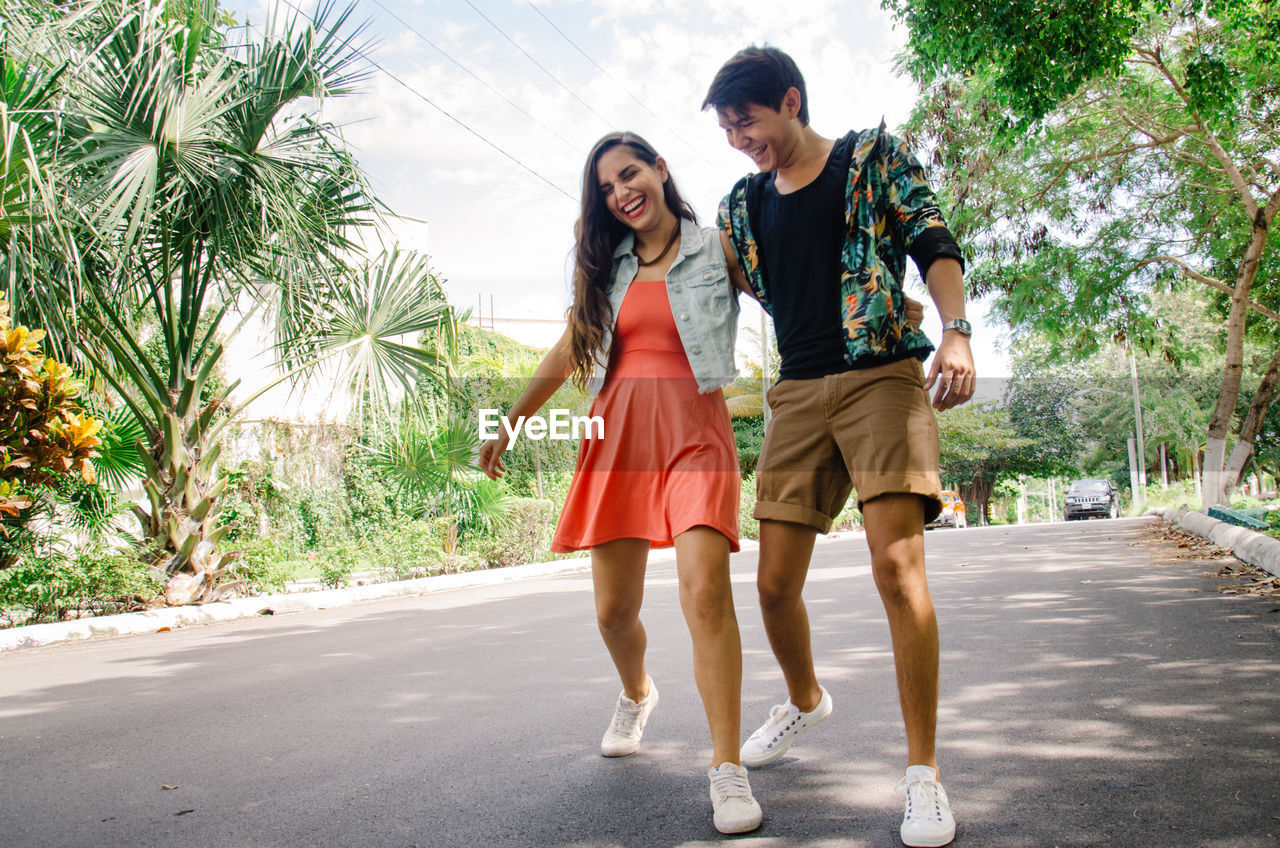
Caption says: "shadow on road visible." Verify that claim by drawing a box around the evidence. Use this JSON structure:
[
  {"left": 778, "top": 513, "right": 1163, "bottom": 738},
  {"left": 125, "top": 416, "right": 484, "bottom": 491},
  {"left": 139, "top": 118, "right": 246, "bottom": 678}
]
[{"left": 1, "top": 518, "right": 1277, "bottom": 847}]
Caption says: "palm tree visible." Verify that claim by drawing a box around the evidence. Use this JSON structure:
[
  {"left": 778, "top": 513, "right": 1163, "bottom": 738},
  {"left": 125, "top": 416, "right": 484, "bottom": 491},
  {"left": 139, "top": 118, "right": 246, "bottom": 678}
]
[
  {"left": 366, "top": 414, "right": 512, "bottom": 557},
  {"left": 3, "top": 0, "right": 457, "bottom": 602}
]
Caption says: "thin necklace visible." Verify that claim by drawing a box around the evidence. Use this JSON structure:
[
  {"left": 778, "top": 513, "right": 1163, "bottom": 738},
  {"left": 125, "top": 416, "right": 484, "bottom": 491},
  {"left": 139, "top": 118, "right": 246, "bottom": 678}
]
[{"left": 635, "top": 221, "right": 680, "bottom": 266}]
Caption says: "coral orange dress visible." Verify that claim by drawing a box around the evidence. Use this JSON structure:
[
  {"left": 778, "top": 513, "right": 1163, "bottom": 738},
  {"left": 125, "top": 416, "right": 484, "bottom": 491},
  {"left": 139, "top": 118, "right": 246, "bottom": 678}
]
[{"left": 551, "top": 280, "right": 740, "bottom": 552}]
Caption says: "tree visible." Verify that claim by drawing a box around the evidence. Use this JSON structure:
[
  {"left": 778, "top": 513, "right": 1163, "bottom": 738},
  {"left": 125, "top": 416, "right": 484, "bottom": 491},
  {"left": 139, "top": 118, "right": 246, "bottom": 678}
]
[
  {"left": 365, "top": 414, "right": 512, "bottom": 555},
  {"left": 936, "top": 402, "right": 1031, "bottom": 524},
  {"left": 4, "top": 1, "right": 456, "bottom": 603},
  {"left": 891, "top": 0, "right": 1280, "bottom": 507}
]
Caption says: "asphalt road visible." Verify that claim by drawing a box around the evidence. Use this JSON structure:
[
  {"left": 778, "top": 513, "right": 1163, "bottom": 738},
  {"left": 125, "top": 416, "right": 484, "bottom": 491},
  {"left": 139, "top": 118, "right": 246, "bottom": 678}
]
[{"left": 2, "top": 517, "right": 1278, "bottom": 848}]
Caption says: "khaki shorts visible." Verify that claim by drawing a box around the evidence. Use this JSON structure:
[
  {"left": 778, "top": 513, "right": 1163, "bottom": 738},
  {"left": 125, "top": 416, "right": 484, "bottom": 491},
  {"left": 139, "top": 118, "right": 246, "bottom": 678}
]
[{"left": 754, "top": 358, "right": 943, "bottom": 532}]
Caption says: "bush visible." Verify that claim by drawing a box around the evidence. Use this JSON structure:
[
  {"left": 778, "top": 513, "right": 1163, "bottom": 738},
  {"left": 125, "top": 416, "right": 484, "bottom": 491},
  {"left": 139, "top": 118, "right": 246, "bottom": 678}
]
[
  {"left": 228, "top": 536, "right": 293, "bottom": 593},
  {"left": 476, "top": 497, "right": 559, "bottom": 567},
  {"left": 0, "top": 550, "right": 161, "bottom": 626},
  {"left": 733, "top": 417, "right": 765, "bottom": 476},
  {"left": 832, "top": 494, "right": 864, "bottom": 532},
  {"left": 316, "top": 536, "right": 362, "bottom": 588},
  {"left": 367, "top": 520, "right": 447, "bottom": 577}
]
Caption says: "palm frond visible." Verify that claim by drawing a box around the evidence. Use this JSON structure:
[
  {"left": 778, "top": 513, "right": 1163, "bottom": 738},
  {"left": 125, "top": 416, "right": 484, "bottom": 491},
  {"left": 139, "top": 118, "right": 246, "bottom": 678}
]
[
  {"left": 89, "top": 403, "right": 148, "bottom": 492},
  {"left": 306, "top": 248, "right": 457, "bottom": 424}
]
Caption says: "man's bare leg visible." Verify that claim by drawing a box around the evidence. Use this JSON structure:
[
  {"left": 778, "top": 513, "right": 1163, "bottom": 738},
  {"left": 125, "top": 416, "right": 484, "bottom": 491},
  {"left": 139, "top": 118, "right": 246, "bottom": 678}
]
[
  {"left": 862, "top": 494, "right": 939, "bottom": 769},
  {"left": 756, "top": 518, "right": 823, "bottom": 711}
]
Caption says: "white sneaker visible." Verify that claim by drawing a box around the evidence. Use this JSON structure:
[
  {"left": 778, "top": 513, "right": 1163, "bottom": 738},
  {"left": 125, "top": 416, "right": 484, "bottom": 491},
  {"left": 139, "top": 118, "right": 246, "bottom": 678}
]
[
  {"left": 897, "top": 765, "right": 956, "bottom": 847},
  {"left": 600, "top": 678, "right": 658, "bottom": 757},
  {"left": 707, "top": 762, "right": 763, "bottom": 834},
  {"left": 739, "top": 686, "right": 833, "bottom": 767}
]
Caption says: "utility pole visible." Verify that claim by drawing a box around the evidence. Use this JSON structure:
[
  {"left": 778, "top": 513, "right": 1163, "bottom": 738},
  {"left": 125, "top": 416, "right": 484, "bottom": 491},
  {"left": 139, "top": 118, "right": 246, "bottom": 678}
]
[
  {"left": 1127, "top": 438, "right": 1141, "bottom": 505},
  {"left": 1129, "top": 350, "right": 1147, "bottom": 506}
]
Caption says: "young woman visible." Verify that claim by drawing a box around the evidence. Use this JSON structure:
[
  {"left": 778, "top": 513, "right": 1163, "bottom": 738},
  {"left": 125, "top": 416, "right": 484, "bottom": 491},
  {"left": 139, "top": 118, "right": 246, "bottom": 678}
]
[{"left": 478, "top": 132, "right": 762, "bottom": 835}]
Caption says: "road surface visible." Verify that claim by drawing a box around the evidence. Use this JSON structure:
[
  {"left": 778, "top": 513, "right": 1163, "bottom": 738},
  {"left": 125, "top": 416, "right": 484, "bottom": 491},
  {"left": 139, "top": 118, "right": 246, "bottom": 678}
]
[{"left": 1, "top": 517, "right": 1277, "bottom": 847}]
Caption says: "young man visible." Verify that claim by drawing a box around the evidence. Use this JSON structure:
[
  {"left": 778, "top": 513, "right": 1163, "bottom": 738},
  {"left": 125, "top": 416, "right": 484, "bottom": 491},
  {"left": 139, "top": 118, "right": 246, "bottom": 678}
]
[{"left": 703, "top": 46, "right": 975, "bottom": 848}]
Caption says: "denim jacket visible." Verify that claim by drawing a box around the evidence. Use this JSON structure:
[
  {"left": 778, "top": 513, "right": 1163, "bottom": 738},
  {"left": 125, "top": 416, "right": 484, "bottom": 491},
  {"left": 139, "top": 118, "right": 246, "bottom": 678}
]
[{"left": 587, "top": 218, "right": 740, "bottom": 395}]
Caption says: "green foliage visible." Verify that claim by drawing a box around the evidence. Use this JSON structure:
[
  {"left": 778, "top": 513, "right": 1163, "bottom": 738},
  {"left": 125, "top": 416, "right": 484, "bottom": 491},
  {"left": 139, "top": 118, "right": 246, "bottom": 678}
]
[
  {"left": 738, "top": 473, "right": 759, "bottom": 541},
  {"left": 455, "top": 322, "right": 543, "bottom": 364},
  {"left": 0, "top": 548, "right": 161, "bottom": 626},
  {"left": 832, "top": 495, "right": 864, "bottom": 532},
  {"left": 732, "top": 415, "right": 765, "bottom": 476},
  {"left": 317, "top": 543, "right": 358, "bottom": 589},
  {"left": 474, "top": 497, "right": 559, "bottom": 568},
  {"left": 1265, "top": 508, "right": 1280, "bottom": 540},
  {"left": 455, "top": 327, "right": 587, "bottom": 499},
  {"left": 1256, "top": 402, "right": 1280, "bottom": 479},
  {"left": 224, "top": 535, "right": 291, "bottom": 594},
  {"left": 0, "top": 299, "right": 101, "bottom": 496},
  {"left": 2, "top": 1, "right": 459, "bottom": 602},
  {"left": 937, "top": 402, "right": 1030, "bottom": 474},
  {"left": 884, "top": 0, "right": 1154, "bottom": 125},
  {"left": 899, "top": 2, "right": 1280, "bottom": 510},
  {"left": 364, "top": 414, "right": 514, "bottom": 543},
  {"left": 85, "top": 402, "right": 147, "bottom": 492}
]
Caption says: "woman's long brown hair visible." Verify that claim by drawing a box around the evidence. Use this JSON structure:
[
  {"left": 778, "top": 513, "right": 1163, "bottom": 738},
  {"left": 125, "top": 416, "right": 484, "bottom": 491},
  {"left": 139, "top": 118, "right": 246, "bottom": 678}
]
[{"left": 566, "top": 132, "right": 697, "bottom": 389}]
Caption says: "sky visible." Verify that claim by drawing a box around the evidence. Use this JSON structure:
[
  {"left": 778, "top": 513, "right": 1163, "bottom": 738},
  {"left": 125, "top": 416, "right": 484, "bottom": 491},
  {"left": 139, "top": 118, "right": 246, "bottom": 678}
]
[{"left": 220, "top": 0, "right": 1011, "bottom": 418}]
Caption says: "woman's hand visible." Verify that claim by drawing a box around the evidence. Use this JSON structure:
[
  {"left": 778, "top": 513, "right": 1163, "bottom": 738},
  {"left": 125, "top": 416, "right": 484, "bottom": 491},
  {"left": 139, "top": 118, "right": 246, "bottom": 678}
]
[
  {"left": 904, "top": 295, "right": 925, "bottom": 329},
  {"left": 478, "top": 431, "right": 512, "bottom": 480}
]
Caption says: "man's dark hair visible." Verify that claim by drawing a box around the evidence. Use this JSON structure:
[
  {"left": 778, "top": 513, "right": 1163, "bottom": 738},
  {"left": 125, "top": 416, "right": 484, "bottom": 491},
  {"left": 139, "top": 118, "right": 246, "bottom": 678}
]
[{"left": 701, "top": 46, "right": 809, "bottom": 126}]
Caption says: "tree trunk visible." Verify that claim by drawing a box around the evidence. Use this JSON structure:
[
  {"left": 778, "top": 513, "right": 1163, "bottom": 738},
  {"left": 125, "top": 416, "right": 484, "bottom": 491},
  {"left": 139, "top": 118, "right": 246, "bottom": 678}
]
[
  {"left": 1203, "top": 437, "right": 1228, "bottom": 508},
  {"left": 1225, "top": 340, "right": 1280, "bottom": 489},
  {"left": 135, "top": 406, "right": 236, "bottom": 606},
  {"left": 959, "top": 471, "right": 996, "bottom": 526},
  {"left": 1192, "top": 444, "right": 1202, "bottom": 499},
  {"left": 1202, "top": 222, "right": 1270, "bottom": 508}
]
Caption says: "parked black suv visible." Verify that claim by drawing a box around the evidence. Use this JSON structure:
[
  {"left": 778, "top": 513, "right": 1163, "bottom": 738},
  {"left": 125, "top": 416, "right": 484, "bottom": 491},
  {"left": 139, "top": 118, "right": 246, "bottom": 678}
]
[{"left": 1063, "top": 479, "right": 1122, "bottom": 520}]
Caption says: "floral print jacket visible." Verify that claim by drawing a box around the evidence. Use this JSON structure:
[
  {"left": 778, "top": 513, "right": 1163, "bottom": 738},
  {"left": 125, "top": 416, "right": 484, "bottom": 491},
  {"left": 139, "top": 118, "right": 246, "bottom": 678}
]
[{"left": 717, "top": 124, "right": 963, "bottom": 366}]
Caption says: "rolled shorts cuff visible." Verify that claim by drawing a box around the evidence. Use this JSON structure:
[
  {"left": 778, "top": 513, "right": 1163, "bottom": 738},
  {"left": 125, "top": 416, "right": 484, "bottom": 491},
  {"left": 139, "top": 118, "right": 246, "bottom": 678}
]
[
  {"left": 753, "top": 500, "right": 834, "bottom": 534},
  {"left": 856, "top": 473, "right": 944, "bottom": 524}
]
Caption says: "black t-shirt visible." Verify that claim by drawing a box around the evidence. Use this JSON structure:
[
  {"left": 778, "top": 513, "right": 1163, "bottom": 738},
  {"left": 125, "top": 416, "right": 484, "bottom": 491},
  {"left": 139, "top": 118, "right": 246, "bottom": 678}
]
[{"left": 755, "top": 135, "right": 855, "bottom": 380}]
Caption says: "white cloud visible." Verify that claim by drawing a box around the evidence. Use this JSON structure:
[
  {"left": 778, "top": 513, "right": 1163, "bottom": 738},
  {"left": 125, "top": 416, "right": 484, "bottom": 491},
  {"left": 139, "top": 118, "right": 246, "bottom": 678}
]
[{"left": 219, "top": 0, "right": 1010, "bottom": 394}]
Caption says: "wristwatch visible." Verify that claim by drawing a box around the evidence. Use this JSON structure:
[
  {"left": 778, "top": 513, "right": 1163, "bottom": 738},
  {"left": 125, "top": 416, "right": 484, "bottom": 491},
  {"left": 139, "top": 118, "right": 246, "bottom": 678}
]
[{"left": 942, "top": 318, "right": 973, "bottom": 337}]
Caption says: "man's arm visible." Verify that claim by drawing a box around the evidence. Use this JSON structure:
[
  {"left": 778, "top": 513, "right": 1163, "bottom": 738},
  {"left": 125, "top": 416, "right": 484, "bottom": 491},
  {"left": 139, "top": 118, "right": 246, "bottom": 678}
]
[
  {"left": 880, "top": 132, "right": 975, "bottom": 408},
  {"left": 923, "top": 257, "right": 975, "bottom": 410}
]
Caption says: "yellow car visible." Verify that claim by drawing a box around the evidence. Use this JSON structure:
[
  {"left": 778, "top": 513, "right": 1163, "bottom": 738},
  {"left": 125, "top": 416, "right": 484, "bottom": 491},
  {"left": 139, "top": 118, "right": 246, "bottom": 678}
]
[{"left": 926, "top": 489, "right": 968, "bottom": 529}]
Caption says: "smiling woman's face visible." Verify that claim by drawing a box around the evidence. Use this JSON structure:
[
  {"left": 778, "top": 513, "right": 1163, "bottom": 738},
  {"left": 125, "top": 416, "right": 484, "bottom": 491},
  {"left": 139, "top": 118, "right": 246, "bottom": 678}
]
[{"left": 594, "top": 145, "right": 673, "bottom": 237}]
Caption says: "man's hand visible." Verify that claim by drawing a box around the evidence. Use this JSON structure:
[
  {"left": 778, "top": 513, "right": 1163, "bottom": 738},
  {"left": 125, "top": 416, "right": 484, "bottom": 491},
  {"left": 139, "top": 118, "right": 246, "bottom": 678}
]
[
  {"left": 925, "top": 332, "right": 976, "bottom": 410},
  {"left": 478, "top": 432, "right": 511, "bottom": 480}
]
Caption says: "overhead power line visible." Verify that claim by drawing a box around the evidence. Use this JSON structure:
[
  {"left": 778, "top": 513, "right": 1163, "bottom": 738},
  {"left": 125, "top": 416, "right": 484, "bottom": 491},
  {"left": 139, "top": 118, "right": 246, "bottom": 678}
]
[
  {"left": 523, "top": 0, "right": 715, "bottom": 167},
  {"left": 460, "top": 0, "right": 615, "bottom": 132},
  {"left": 370, "top": 0, "right": 584, "bottom": 156},
  {"left": 275, "top": 0, "right": 578, "bottom": 203},
  {"left": 362, "top": 52, "right": 578, "bottom": 203}
]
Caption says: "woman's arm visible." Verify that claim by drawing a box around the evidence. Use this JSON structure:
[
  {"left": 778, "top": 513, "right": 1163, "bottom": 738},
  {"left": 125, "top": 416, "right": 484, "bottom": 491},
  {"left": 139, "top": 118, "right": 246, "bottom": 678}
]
[{"left": 478, "top": 326, "right": 576, "bottom": 479}]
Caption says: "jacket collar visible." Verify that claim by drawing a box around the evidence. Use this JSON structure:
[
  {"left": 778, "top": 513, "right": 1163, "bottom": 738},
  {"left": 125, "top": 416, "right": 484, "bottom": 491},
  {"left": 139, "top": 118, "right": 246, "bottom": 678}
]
[{"left": 612, "top": 217, "right": 702, "bottom": 260}]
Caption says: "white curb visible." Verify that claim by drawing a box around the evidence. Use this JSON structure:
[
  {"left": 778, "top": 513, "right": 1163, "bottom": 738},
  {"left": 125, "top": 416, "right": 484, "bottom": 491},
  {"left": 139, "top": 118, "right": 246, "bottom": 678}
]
[
  {"left": 0, "top": 555, "right": 591, "bottom": 652},
  {"left": 1147, "top": 506, "right": 1280, "bottom": 580},
  {"left": 0, "top": 538, "right": 777, "bottom": 653}
]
